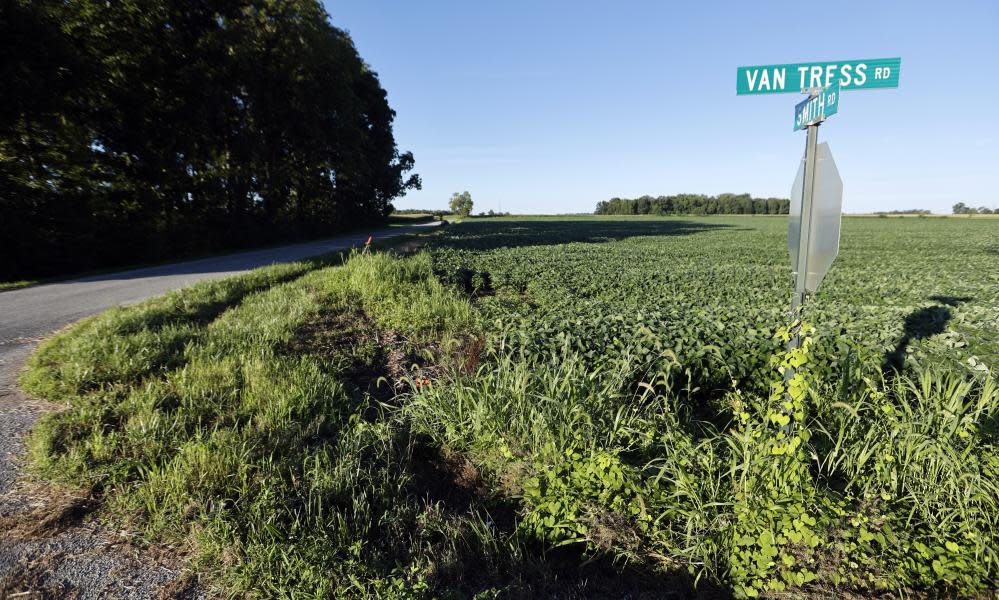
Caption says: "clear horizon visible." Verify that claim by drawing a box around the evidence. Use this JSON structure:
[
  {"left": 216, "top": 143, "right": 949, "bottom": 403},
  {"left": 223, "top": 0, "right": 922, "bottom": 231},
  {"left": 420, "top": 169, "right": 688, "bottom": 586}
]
[{"left": 326, "top": 1, "right": 999, "bottom": 215}]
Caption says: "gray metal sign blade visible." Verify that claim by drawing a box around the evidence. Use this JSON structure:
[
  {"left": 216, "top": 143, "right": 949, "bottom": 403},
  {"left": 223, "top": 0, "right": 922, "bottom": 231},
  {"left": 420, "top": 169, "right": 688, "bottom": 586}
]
[
  {"left": 788, "top": 152, "right": 805, "bottom": 273},
  {"left": 805, "top": 142, "right": 842, "bottom": 291},
  {"left": 788, "top": 142, "right": 843, "bottom": 293}
]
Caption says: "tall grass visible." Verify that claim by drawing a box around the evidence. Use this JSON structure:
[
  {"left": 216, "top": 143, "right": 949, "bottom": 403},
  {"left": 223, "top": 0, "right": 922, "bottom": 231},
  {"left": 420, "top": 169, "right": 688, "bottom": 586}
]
[
  {"left": 406, "top": 332, "right": 999, "bottom": 596},
  {"left": 812, "top": 372, "right": 999, "bottom": 590}
]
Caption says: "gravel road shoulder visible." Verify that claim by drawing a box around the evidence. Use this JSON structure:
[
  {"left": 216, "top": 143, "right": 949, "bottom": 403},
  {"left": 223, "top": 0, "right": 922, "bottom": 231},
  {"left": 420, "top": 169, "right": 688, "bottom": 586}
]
[{"left": 1, "top": 340, "right": 201, "bottom": 599}]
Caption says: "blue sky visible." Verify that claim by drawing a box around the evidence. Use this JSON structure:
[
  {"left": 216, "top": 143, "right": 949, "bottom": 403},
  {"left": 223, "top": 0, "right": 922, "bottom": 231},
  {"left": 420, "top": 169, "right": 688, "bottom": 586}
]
[{"left": 324, "top": 1, "right": 999, "bottom": 214}]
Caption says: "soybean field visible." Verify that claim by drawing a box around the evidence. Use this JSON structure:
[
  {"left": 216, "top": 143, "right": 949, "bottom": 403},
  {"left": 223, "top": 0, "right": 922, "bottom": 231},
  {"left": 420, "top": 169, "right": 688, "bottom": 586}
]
[{"left": 429, "top": 216, "right": 998, "bottom": 391}]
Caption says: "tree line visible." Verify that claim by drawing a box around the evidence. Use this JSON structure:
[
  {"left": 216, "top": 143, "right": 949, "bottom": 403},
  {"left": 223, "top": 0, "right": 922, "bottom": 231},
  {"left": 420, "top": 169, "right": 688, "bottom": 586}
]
[
  {"left": 953, "top": 203, "right": 996, "bottom": 215},
  {"left": 595, "top": 193, "right": 790, "bottom": 216},
  {"left": 1, "top": 0, "right": 418, "bottom": 280},
  {"left": 392, "top": 209, "right": 444, "bottom": 215}
]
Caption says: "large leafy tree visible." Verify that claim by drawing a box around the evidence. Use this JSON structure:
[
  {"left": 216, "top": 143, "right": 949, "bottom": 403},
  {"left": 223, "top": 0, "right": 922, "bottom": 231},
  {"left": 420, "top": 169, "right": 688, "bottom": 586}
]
[
  {"left": 448, "top": 191, "right": 473, "bottom": 217},
  {"left": 0, "top": 0, "right": 419, "bottom": 280}
]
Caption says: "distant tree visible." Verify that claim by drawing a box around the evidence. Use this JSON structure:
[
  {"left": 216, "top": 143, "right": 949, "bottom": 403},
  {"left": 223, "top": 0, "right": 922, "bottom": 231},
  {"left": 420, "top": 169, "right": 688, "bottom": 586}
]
[
  {"left": 393, "top": 208, "right": 444, "bottom": 215},
  {"left": 949, "top": 203, "right": 998, "bottom": 215},
  {"left": 449, "top": 191, "right": 473, "bottom": 217},
  {"left": 875, "top": 209, "right": 933, "bottom": 215}
]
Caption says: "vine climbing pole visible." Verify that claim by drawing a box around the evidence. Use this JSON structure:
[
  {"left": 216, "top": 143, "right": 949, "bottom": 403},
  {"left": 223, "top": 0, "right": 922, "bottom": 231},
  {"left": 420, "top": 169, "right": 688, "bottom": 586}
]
[{"left": 782, "top": 121, "right": 820, "bottom": 435}]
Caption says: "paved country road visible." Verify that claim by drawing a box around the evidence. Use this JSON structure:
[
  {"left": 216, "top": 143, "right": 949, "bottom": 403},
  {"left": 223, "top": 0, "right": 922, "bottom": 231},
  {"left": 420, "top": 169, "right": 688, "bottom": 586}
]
[{"left": 0, "top": 222, "right": 438, "bottom": 598}]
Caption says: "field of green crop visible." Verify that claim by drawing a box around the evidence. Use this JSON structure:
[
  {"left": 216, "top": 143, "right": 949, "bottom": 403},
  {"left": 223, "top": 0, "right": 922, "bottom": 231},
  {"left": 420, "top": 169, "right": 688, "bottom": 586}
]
[
  {"left": 418, "top": 216, "right": 999, "bottom": 597},
  {"left": 429, "top": 216, "right": 997, "bottom": 383},
  {"left": 19, "top": 216, "right": 999, "bottom": 598}
]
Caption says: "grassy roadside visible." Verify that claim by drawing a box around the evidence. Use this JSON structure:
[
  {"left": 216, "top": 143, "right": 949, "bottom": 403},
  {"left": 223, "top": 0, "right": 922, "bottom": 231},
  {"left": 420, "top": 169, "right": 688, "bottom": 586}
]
[
  {"left": 17, "top": 249, "right": 479, "bottom": 595},
  {"left": 14, "top": 243, "right": 675, "bottom": 598},
  {"left": 0, "top": 280, "right": 36, "bottom": 292},
  {"left": 14, "top": 217, "right": 999, "bottom": 598}
]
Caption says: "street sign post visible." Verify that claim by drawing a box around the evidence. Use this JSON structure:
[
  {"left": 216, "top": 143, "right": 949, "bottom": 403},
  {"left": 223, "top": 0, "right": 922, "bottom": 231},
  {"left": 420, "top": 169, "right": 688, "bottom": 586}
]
[
  {"left": 736, "top": 56, "right": 899, "bottom": 433},
  {"left": 737, "top": 57, "right": 900, "bottom": 94},
  {"left": 794, "top": 82, "right": 839, "bottom": 131}
]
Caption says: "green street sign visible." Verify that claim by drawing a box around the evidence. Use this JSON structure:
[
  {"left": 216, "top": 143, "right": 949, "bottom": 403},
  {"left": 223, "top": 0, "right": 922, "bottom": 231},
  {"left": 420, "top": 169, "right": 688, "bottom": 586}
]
[
  {"left": 736, "top": 58, "right": 900, "bottom": 95},
  {"left": 794, "top": 82, "right": 839, "bottom": 131}
]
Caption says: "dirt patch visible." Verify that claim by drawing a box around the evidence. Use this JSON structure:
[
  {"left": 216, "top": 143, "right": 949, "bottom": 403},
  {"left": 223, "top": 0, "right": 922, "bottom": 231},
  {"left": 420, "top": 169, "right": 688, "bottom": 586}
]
[
  {"left": 285, "top": 308, "right": 436, "bottom": 402},
  {"left": 584, "top": 507, "right": 644, "bottom": 556},
  {"left": 408, "top": 445, "right": 485, "bottom": 513},
  {"left": 549, "top": 556, "right": 730, "bottom": 600},
  {"left": 0, "top": 486, "right": 95, "bottom": 540},
  {"left": 407, "top": 443, "right": 520, "bottom": 538},
  {"left": 454, "top": 335, "right": 486, "bottom": 375},
  {"left": 154, "top": 571, "right": 198, "bottom": 600},
  {"left": 0, "top": 560, "right": 79, "bottom": 600}
]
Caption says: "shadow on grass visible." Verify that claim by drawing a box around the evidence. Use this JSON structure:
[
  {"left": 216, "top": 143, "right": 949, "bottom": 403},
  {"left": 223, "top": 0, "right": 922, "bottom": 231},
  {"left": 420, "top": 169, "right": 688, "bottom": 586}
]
[
  {"left": 882, "top": 296, "right": 973, "bottom": 375},
  {"left": 428, "top": 219, "right": 734, "bottom": 252}
]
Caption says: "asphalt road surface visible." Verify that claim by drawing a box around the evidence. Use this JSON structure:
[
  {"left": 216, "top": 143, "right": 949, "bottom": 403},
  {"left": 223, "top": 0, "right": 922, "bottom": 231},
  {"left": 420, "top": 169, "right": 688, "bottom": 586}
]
[{"left": 0, "top": 222, "right": 437, "bottom": 597}]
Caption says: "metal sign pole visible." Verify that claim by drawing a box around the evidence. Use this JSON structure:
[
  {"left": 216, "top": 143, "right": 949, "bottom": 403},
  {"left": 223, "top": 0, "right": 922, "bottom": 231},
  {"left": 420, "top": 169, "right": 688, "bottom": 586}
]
[
  {"left": 792, "top": 122, "right": 819, "bottom": 327},
  {"left": 783, "top": 121, "right": 819, "bottom": 434}
]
